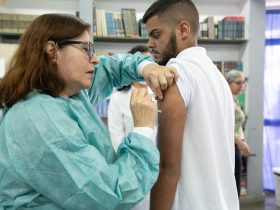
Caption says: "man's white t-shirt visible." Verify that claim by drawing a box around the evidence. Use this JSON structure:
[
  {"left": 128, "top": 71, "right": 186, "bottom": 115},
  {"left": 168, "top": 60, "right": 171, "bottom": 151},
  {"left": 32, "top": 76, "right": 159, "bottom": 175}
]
[{"left": 167, "top": 47, "right": 239, "bottom": 210}]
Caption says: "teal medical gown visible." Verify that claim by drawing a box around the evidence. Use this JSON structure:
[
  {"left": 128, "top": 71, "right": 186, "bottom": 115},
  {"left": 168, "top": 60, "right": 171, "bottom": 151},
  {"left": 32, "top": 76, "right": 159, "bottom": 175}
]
[{"left": 0, "top": 53, "right": 159, "bottom": 210}]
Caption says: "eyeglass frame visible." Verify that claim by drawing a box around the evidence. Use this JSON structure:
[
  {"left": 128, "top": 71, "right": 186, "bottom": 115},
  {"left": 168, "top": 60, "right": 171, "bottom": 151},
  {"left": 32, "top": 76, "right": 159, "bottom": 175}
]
[
  {"left": 54, "top": 40, "right": 95, "bottom": 60},
  {"left": 232, "top": 81, "right": 247, "bottom": 86},
  {"left": 232, "top": 77, "right": 248, "bottom": 86}
]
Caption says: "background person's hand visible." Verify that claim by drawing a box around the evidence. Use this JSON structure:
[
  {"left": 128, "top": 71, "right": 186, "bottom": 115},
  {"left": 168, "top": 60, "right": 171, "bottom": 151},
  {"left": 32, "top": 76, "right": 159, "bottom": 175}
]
[
  {"left": 237, "top": 140, "right": 251, "bottom": 156},
  {"left": 142, "top": 64, "right": 178, "bottom": 100},
  {"left": 130, "top": 88, "right": 157, "bottom": 128}
]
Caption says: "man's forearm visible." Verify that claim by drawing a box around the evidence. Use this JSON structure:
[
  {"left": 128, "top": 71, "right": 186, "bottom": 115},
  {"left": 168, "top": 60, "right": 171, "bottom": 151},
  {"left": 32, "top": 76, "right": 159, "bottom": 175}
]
[
  {"left": 150, "top": 83, "right": 185, "bottom": 210},
  {"left": 150, "top": 167, "right": 180, "bottom": 210}
]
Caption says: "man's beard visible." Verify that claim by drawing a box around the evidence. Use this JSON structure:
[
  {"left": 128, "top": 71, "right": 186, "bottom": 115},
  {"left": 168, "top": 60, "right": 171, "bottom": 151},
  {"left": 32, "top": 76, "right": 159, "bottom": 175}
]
[{"left": 157, "top": 33, "right": 177, "bottom": 65}]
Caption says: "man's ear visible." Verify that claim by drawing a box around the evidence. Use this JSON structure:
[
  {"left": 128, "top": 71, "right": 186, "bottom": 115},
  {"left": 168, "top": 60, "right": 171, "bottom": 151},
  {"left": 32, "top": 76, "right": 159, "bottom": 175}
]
[
  {"left": 45, "top": 41, "right": 57, "bottom": 56},
  {"left": 178, "top": 20, "right": 191, "bottom": 39}
]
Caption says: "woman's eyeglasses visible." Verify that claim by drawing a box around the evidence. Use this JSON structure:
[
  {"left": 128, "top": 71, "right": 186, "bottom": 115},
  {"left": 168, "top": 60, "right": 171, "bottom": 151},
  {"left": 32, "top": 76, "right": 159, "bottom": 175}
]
[
  {"left": 233, "top": 81, "right": 247, "bottom": 86},
  {"left": 55, "top": 40, "right": 95, "bottom": 60}
]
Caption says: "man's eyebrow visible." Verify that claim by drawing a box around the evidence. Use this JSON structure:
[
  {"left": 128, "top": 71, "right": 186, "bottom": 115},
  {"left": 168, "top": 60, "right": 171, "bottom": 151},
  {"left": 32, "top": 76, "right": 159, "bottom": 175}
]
[{"left": 148, "top": 28, "right": 159, "bottom": 36}]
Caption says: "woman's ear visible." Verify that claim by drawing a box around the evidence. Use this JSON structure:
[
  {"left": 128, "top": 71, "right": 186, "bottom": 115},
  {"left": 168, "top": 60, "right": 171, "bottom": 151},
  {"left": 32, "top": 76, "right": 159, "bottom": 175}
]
[
  {"left": 45, "top": 41, "right": 57, "bottom": 54},
  {"left": 45, "top": 41, "right": 57, "bottom": 58}
]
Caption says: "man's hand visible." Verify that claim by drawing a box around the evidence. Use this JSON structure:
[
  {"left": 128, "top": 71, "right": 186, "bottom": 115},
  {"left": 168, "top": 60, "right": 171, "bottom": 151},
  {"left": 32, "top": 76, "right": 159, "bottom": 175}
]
[{"left": 142, "top": 64, "right": 178, "bottom": 100}]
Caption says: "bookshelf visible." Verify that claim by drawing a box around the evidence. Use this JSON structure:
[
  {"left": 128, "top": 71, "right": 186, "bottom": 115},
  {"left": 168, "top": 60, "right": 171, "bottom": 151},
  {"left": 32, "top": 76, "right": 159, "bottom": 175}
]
[
  {"left": 94, "top": 36, "right": 248, "bottom": 45},
  {"left": 0, "top": 33, "right": 248, "bottom": 45},
  {"left": 0, "top": 32, "right": 20, "bottom": 43},
  {"left": 0, "top": 0, "right": 265, "bottom": 201}
]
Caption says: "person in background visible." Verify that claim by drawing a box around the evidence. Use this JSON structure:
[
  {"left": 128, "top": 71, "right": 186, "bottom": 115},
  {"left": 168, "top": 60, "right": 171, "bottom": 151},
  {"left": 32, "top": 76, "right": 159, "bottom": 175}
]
[
  {"left": 142, "top": 0, "right": 239, "bottom": 209},
  {"left": 108, "top": 45, "right": 155, "bottom": 210},
  {"left": 108, "top": 45, "right": 154, "bottom": 151},
  {"left": 0, "top": 13, "right": 178, "bottom": 210},
  {"left": 225, "top": 69, "right": 250, "bottom": 197}
]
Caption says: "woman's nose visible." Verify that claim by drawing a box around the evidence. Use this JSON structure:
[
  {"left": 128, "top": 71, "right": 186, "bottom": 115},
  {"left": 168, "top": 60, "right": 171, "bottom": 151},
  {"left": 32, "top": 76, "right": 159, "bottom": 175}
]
[{"left": 90, "top": 54, "right": 99, "bottom": 64}]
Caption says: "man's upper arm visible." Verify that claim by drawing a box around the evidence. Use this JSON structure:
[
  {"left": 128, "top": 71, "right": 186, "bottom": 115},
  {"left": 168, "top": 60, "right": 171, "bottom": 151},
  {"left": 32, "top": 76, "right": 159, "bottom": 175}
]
[{"left": 157, "top": 83, "right": 186, "bottom": 170}]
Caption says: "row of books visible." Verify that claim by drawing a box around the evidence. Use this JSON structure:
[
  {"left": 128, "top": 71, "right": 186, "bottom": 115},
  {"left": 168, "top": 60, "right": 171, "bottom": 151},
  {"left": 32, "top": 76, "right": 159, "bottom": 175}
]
[
  {"left": 0, "top": 13, "right": 38, "bottom": 34},
  {"left": 0, "top": 12, "right": 244, "bottom": 42},
  {"left": 213, "top": 60, "right": 243, "bottom": 75},
  {"left": 93, "top": 7, "right": 147, "bottom": 38},
  {"left": 199, "top": 16, "right": 245, "bottom": 40}
]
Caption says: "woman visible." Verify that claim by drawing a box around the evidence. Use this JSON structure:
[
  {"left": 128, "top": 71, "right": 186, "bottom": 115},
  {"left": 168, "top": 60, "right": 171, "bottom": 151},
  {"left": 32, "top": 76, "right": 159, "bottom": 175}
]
[
  {"left": 225, "top": 69, "right": 250, "bottom": 197},
  {"left": 0, "top": 14, "right": 177, "bottom": 210},
  {"left": 108, "top": 45, "right": 154, "bottom": 152}
]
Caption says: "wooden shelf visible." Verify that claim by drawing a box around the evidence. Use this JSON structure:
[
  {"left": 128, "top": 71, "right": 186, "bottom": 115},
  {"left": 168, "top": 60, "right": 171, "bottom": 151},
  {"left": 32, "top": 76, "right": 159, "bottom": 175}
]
[
  {"left": 0, "top": 32, "right": 21, "bottom": 39},
  {"left": 198, "top": 39, "right": 247, "bottom": 44},
  {"left": 94, "top": 36, "right": 148, "bottom": 43},
  {"left": 93, "top": 36, "right": 247, "bottom": 45},
  {"left": 0, "top": 33, "right": 248, "bottom": 45}
]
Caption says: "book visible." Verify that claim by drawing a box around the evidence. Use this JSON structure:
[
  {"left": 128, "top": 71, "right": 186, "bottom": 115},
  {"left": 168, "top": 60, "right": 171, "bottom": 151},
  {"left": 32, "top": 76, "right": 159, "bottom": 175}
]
[
  {"left": 138, "top": 18, "right": 148, "bottom": 38},
  {"left": 96, "top": 9, "right": 107, "bottom": 36},
  {"left": 1, "top": 13, "right": 16, "bottom": 33},
  {"left": 105, "top": 11, "right": 115, "bottom": 37},
  {"left": 113, "top": 11, "right": 125, "bottom": 37},
  {"left": 92, "top": 2, "right": 97, "bottom": 36},
  {"left": 199, "top": 21, "right": 208, "bottom": 39},
  {"left": 205, "top": 16, "right": 215, "bottom": 39},
  {"left": 222, "top": 16, "right": 245, "bottom": 40},
  {"left": 121, "top": 8, "right": 139, "bottom": 37},
  {"left": 17, "top": 14, "right": 34, "bottom": 33}
]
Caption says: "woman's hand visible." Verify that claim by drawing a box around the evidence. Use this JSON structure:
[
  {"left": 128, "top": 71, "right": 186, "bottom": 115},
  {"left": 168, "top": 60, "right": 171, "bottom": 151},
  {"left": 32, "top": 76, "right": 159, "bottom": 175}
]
[
  {"left": 130, "top": 88, "right": 157, "bottom": 128},
  {"left": 236, "top": 137, "right": 251, "bottom": 156},
  {"left": 142, "top": 64, "right": 178, "bottom": 100}
]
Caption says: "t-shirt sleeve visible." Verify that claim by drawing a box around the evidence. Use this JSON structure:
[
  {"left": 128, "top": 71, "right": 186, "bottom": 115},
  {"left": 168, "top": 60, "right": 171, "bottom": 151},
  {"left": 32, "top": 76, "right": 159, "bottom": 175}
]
[{"left": 167, "top": 59, "right": 195, "bottom": 107}]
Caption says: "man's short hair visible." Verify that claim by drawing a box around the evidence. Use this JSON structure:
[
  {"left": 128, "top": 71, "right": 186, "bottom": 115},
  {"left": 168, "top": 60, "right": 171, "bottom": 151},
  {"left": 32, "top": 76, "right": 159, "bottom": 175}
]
[{"left": 142, "top": 0, "right": 199, "bottom": 35}]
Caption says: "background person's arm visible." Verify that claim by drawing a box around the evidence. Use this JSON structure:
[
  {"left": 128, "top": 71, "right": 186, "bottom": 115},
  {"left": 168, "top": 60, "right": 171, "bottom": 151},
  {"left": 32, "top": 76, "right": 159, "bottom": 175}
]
[
  {"left": 108, "top": 92, "right": 126, "bottom": 152},
  {"left": 150, "top": 83, "right": 186, "bottom": 210}
]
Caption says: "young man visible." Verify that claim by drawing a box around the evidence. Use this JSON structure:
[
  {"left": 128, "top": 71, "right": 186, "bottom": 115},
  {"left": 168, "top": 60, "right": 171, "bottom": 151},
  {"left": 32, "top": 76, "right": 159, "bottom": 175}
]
[{"left": 142, "top": 0, "right": 239, "bottom": 209}]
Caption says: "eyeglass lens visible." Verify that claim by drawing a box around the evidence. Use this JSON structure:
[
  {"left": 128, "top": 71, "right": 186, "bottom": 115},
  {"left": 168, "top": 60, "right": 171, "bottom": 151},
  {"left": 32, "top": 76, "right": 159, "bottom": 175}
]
[
  {"left": 55, "top": 40, "right": 95, "bottom": 60},
  {"left": 234, "top": 81, "right": 246, "bottom": 86},
  {"left": 87, "top": 43, "right": 95, "bottom": 58}
]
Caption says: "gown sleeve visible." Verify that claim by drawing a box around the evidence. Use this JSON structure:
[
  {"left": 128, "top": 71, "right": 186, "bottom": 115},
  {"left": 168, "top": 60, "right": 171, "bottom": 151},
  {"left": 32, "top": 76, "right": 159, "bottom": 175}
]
[
  {"left": 5, "top": 97, "right": 159, "bottom": 210},
  {"left": 87, "top": 52, "right": 153, "bottom": 105}
]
